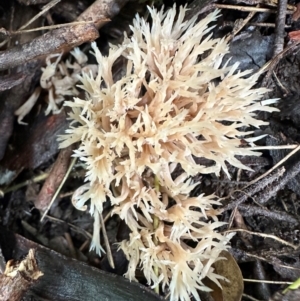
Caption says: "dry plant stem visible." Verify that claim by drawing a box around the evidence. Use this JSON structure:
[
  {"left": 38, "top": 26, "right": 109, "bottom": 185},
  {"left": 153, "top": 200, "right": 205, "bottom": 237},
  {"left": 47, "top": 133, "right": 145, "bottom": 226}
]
[
  {"left": 18, "top": 0, "right": 61, "bottom": 31},
  {"left": 222, "top": 167, "right": 285, "bottom": 211},
  {"left": 226, "top": 10, "right": 256, "bottom": 42},
  {"left": 45, "top": 215, "right": 92, "bottom": 239},
  {"left": 153, "top": 175, "right": 160, "bottom": 295},
  {"left": 274, "top": 0, "right": 288, "bottom": 56},
  {"left": 272, "top": 70, "right": 289, "bottom": 94},
  {"left": 243, "top": 278, "right": 293, "bottom": 285},
  {"left": 246, "top": 145, "right": 300, "bottom": 187},
  {"left": 35, "top": 145, "right": 74, "bottom": 211},
  {"left": 13, "top": 20, "right": 98, "bottom": 35},
  {"left": 243, "top": 279, "right": 292, "bottom": 284},
  {"left": 99, "top": 213, "right": 115, "bottom": 269},
  {"left": 244, "top": 144, "right": 298, "bottom": 150},
  {"left": 41, "top": 157, "right": 77, "bottom": 221},
  {"left": 224, "top": 229, "right": 298, "bottom": 249},
  {"left": 214, "top": 4, "right": 294, "bottom": 14},
  {"left": 251, "top": 22, "right": 291, "bottom": 28},
  {"left": 0, "top": 249, "right": 43, "bottom": 301},
  {"left": 1, "top": 172, "right": 49, "bottom": 195}
]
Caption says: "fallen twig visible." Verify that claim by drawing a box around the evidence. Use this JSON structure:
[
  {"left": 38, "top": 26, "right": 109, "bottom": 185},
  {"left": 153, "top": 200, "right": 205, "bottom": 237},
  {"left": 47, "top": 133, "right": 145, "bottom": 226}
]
[{"left": 0, "top": 0, "right": 128, "bottom": 71}]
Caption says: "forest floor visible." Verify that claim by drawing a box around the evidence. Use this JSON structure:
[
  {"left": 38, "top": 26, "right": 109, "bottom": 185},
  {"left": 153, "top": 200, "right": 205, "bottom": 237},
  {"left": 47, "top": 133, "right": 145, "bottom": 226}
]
[{"left": 1, "top": 0, "right": 300, "bottom": 301}]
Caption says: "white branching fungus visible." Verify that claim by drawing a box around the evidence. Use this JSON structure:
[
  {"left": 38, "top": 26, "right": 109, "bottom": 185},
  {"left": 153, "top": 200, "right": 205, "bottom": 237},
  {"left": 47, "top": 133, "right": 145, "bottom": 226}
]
[
  {"left": 58, "top": 5, "right": 278, "bottom": 301},
  {"left": 15, "top": 87, "right": 42, "bottom": 125},
  {"left": 15, "top": 47, "right": 98, "bottom": 124}
]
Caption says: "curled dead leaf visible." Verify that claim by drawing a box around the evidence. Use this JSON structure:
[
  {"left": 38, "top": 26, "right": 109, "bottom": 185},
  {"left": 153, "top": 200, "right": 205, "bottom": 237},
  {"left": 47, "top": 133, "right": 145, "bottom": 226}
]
[{"left": 204, "top": 251, "right": 243, "bottom": 301}]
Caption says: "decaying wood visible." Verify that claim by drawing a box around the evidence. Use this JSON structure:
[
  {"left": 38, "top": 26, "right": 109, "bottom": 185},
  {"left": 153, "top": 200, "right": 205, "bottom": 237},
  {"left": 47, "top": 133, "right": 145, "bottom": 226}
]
[
  {"left": 0, "top": 23, "right": 98, "bottom": 71},
  {"left": 273, "top": 0, "right": 288, "bottom": 56},
  {"left": 0, "top": 249, "right": 43, "bottom": 301},
  {"left": 35, "top": 145, "right": 74, "bottom": 211},
  {"left": 0, "top": 227, "right": 163, "bottom": 301},
  {"left": 0, "top": 0, "right": 128, "bottom": 71}
]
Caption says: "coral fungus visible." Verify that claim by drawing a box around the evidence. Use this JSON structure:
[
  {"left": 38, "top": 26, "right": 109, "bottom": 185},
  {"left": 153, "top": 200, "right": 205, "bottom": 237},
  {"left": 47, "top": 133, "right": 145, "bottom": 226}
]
[{"left": 58, "top": 5, "right": 277, "bottom": 301}]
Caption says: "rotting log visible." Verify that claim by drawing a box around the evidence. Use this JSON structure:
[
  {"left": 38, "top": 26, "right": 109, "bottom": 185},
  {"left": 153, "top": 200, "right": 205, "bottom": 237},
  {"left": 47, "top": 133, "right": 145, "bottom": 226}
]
[{"left": 0, "top": 227, "right": 163, "bottom": 301}]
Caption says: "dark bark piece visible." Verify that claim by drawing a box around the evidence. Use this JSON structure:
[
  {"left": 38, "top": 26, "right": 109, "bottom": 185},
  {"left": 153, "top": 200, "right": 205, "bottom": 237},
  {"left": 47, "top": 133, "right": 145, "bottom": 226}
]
[
  {"left": 29, "top": 248, "right": 162, "bottom": 301},
  {"left": 0, "top": 249, "right": 43, "bottom": 301},
  {"left": 0, "top": 3, "right": 43, "bottom": 161},
  {"left": 0, "top": 111, "right": 67, "bottom": 185},
  {"left": 0, "top": 227, "right": 163, "bottom": 301},
  {"left": 0, "top": 61, "right": 43, "bottom": 162},
  {"left": 8, "top": 112, "right": 66, "bottom": 171}
]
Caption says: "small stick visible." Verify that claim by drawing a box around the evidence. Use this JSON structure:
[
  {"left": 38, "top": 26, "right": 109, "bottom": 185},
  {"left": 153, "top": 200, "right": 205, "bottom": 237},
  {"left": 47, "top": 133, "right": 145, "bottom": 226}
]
[
  {"left": 99, "top": 213, "right": 115, "bottom": 269},
  {"left": 18, "top": 0, "right": 61, "bottom": 31},
  {"left": 273, "top": 0, "right": 288, "bottom": 56},
  {"left": 224, "top": 229, "right": 298, "bottom": 249},
  {"left": 214, "top": 4, "right": 294, "bottom": 14},
  {"left": 0, "top": 0, "right": 128, "bottom": 71},
  {"left": 226, "top": 10, "right": 256, "bottom": 42},
  {"left": 35, "top": 145, "right": 74, "bottom": 211},
  {"left": 41, "top": 157, "right": 76, "bottom": 221},
  {"left": 246, "top": 145, "right": 300, "bottom": 187}
]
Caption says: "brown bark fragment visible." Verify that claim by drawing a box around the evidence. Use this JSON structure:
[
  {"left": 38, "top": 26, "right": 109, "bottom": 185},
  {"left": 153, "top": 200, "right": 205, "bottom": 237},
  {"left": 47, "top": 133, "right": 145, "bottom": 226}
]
[{"left": 35, "top": 145, "right": 74, "bottom": 211}]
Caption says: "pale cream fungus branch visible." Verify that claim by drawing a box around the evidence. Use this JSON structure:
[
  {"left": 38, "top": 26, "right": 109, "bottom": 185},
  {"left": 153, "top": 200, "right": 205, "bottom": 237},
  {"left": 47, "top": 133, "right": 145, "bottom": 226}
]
[{"left": 58, "top": 5, "right": 278, "bottom": 301}]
